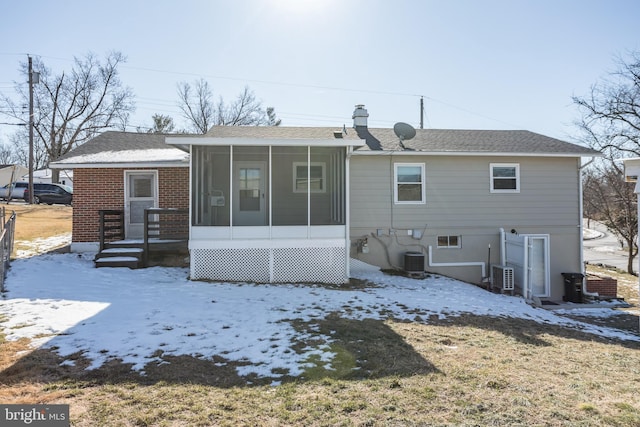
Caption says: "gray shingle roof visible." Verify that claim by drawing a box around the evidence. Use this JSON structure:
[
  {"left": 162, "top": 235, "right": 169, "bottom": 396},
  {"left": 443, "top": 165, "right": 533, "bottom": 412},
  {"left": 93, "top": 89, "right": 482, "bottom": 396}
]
[
  {"left": 354, "top": 128, "right": 600, "bottom": 155},
  {"left": 205, "top": 125, "right": 362, "bottom": 140},
  {"left": 51, "top": 131, "right": 190, "bottom": 166},
  {"left": 207, "top": 126, "right": 599, "bottom": 156},
  {"left": 53, "top": 126, "right": 600, "bottom": 168}
]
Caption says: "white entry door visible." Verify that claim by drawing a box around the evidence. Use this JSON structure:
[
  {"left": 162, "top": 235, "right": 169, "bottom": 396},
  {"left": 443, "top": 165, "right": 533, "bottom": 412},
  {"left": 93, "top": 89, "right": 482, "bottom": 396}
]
[
  {"left": 526, "top": 235, "right": 550, "bottom": 299},
  {"left": 124, "top": 171, "right": 158, "bottom": 239},
  {"left": 233, "top": 162, "right": 266, "bottom": 226}
]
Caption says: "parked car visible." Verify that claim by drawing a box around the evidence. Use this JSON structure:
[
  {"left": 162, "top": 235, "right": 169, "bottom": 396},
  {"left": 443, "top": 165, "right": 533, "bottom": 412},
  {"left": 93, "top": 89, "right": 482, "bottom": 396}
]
[
  {"left": 23, "top": 183, "right": 73, "bottom": 205},
  {"left": 0, "top": 182, "right": 28, "bottom": 200}
]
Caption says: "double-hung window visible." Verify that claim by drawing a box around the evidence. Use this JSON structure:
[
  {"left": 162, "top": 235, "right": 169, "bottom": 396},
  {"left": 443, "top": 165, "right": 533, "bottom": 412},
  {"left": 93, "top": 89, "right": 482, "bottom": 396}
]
[
  {"left": 490, "top": 163, "right": 520, "bottom": 193},
  {"left": 394, "top": 163, "right": 425, "bottom": 204},
  {"left": 293, "top": 162, "right": 326, "bottom": 193}
]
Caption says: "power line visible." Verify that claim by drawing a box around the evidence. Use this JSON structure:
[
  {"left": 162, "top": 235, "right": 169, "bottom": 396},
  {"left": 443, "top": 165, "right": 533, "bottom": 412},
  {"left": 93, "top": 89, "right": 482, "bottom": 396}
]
[{"left": 3, "top": 52, "right": 525, "bottom": 130}]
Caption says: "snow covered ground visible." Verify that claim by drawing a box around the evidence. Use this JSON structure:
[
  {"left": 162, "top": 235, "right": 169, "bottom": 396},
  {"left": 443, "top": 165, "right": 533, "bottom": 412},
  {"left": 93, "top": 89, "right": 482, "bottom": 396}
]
[
  {"left": 1, "top": 235, "right": 638, "bottom": 381},
  {"left": 14, "top": 232, "right": 72, "bottom": 259}
]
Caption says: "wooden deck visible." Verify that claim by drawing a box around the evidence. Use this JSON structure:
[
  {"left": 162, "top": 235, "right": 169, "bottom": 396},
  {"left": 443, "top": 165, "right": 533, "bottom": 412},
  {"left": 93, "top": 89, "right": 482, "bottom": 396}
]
[{"left": 95, "top": 208, "right": 188, "bottom": 269}]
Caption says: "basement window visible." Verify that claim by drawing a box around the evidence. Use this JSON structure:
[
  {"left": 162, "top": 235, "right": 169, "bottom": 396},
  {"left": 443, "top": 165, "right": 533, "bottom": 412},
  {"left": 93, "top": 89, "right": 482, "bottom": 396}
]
[{"left": 437, "top": 235, "right": 461, "bottom": 248}]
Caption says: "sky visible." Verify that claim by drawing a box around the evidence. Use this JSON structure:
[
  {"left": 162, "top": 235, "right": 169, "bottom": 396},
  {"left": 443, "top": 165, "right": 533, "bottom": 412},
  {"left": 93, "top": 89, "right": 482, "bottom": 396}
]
[
  {"left": 1, "top": 244, "right": 637, "bottom": 381},
  {"left": 1, "top": 0, "right": 639, "bottom": 144}
]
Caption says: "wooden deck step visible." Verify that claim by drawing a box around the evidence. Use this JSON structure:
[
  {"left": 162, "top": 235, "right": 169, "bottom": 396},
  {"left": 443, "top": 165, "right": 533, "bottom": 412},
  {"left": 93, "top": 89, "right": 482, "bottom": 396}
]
[
  {"left": 95, "top": 246, "right": 144, "bottom": 269},
  {"left": 95, "top": 256, "right": 141, "bottom": 269},
  {"left": 104, "top": 240, "right": 145, "bottom": 249},
  {"left": 98, "top": 247, "right": 144, "bottom": 257}
]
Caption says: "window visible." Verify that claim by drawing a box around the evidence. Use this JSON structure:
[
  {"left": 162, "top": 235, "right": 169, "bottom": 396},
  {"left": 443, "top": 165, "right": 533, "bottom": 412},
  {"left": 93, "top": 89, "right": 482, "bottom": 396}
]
[
  {"left": 490, "top": 163, "right": 520, "bottom": 193},
  {"left": 394, "top": 163, "right": 425, "bottom": 204},
  {"left": 294, "top": 162, "right": 326, "bottom": 193},
  {"left": 437, "top": 235, "right": 461, "bottom": 248}
]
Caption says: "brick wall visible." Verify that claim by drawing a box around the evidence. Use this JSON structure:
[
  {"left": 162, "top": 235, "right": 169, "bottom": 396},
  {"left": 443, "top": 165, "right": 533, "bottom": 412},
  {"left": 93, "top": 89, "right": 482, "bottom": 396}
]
[
  {"left": 72, "top": 167, "right": 189, "bottom": 243},
  {"left": 586, "top": 275, "right": 618, "bottom": 298}
]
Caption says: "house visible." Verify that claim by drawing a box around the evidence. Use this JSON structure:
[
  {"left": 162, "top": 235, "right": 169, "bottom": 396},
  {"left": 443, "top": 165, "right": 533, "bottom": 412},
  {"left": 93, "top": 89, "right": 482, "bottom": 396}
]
[
  {"left": 0, "top": 164, "right": 28, "bottom": 187},
  {"left": 51, "top": 105, "right": 601, "bottom": 302},
  {"left": 21, "top": 168, "right": 74, "bottom": 187},
  {"left": 49, "top": 132, "right": 190, "bottom": 246}
]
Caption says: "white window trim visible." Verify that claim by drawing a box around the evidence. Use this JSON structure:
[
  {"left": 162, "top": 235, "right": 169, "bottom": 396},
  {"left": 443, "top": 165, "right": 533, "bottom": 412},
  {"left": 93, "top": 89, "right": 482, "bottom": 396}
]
[
  {"left": 293, "top": 161, "right": 326, "bottom": 193},
  {"left": 490, "top": 163, "right": 520, "bottom": 193},
  {"left": 394, "top": 163, "right": 426, "bottom": 204},
  {"left": 437, "top": 235, "right": 461, "bottom": 248}
]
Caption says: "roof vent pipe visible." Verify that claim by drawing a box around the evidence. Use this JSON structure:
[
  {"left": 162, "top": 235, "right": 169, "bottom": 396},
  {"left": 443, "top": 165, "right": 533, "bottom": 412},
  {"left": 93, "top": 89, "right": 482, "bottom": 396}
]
[{"left": 352, "top": 104, "right": 369, "bottom": 128}]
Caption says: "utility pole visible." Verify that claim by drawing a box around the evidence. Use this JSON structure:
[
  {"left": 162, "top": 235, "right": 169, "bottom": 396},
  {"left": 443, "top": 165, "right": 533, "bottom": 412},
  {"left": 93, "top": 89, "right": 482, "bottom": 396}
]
[
  {"left": 420, "top": 96, "right": 424, "bottom": 129},
  {"left": 28, "top": 56, "right": 34, "bottom": 204},
  {"left": 27, "top": 55, "right": 38, "bottom": 205}
]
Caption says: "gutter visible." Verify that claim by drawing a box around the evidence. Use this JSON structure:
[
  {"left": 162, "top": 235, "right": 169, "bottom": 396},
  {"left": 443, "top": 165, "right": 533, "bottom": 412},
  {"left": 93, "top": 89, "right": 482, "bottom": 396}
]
[{"left": 351, "top": 150, "right": 602, "bottom": 158}]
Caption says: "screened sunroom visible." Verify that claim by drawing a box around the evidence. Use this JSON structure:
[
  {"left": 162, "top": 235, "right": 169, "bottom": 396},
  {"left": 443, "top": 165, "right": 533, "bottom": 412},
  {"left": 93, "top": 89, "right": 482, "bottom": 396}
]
[{"left": 168, "top": 131, "right": 363, "bottom": 284}]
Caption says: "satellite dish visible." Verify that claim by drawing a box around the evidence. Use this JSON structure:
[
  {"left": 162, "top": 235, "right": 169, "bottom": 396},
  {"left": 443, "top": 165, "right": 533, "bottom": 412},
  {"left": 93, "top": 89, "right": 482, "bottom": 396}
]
[
  {"left": 393, "top": 122, "right": 416, "bottom": 149},
  {"left": 393, "top": 122, "right": 416, "bottom": 142}
]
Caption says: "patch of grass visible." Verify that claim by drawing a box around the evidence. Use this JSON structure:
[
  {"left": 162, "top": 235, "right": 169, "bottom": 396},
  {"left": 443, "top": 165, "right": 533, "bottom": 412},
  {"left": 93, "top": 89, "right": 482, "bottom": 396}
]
[
  {"left": 292, "top": 313, "right": 438, "bottom": 381},
  {"left": 2, "top": 223, "right": 640, "bottom": 425},
  {"left": 7, "top": 204, "right": 72, "bottom": 257},
  {"left": 578, "top": 402, "right": 599, "bottom": 413},
  {"left": 1, "top": 317, "right": 639, "bottom": 425},
  {"left": 300, "top": 343, "right": 357, "bottom": 380}
]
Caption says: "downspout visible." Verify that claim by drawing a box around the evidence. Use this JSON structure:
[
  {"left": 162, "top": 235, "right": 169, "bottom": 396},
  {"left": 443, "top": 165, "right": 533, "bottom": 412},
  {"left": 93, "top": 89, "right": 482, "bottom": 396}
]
[
  {"left": 499, "top": 228, "right": 506, "bottom": 266},
  {"left": 427, "top": 245, "right": 486, "bottom": 281},
  {"left": 345, "top": 145, "right": 353, "bottom": 282},
  {"left": 579, "top": 157, "right": 598, "bottom": 297}
]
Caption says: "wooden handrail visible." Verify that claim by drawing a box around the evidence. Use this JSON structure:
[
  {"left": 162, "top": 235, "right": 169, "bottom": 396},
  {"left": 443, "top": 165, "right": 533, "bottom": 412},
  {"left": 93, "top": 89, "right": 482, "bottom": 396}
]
[{"left": 99, "top": 210, "right": 124, "bottom": 251}]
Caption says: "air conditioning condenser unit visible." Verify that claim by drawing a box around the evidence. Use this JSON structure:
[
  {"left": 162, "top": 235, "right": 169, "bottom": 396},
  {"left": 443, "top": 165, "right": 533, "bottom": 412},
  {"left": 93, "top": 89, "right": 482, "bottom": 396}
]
[{"left": 491, "top": 265, "right": 514, "bottom": 294}]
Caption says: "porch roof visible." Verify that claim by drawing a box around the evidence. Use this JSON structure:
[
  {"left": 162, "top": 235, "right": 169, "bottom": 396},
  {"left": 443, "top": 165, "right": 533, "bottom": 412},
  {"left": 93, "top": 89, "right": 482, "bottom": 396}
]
[{"left": 166, "top": 125, "right": 365, "bottom": 147}]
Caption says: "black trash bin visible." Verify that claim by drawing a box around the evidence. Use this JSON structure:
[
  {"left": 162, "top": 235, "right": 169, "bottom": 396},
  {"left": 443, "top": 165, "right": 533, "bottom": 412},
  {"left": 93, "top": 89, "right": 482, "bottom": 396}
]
[{"left": 561, "top": 272, "right": 584, "bottom": 303}]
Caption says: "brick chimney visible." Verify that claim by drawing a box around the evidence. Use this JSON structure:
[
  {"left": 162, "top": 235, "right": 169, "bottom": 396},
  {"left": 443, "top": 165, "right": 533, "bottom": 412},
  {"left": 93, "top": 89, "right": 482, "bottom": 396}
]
[{"left": 352, "top": 104, "right": 368, "bottom": 128}]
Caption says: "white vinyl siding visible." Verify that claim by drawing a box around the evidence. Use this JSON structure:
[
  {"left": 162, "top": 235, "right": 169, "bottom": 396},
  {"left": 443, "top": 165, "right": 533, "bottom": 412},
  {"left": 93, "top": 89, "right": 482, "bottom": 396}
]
[
  {"left": 490, "top": 163, "right": 520, "bottom": 193},
  {"left": 394, "top": 163, "right": 425, "bottom": 204},
  {"left": 350, "top": 155, "right": 582, "bottom": 297}
]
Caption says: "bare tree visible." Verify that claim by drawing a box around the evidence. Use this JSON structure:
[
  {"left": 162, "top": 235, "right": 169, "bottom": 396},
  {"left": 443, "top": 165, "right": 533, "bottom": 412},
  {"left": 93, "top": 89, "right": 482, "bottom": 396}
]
[
  {"left": 573, "top": 50, "right": 640, "bottom": 159},
  {"left": 12, "top": 131, "right": 48, "bottom": 171},
  {"left": 583, "top": 163, "right": 638, "bottom": 274},
  {"left": 0, "top": 143, "right": 17, "bottom": 165},
  {"left": 177, "top": 80, "right": 280, "bottom": 133},
  {"left": 0, "top": 52, "right": 135, "bottom": 181},
  {"left": 216, "top": 86, "right": 270, "bottom": 126},
  {"left": 574, "top": 50, "right": 640, "bottom": 274},
  {"left": 177, "top": 79, "right": 214, "bottom": 134}
]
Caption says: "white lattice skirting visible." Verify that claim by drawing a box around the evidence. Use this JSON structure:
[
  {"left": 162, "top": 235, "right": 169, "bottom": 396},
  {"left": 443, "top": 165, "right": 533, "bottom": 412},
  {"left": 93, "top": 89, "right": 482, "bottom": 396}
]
[{"left": 191, "top": 244, "right": 348, "bottom": 284}]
